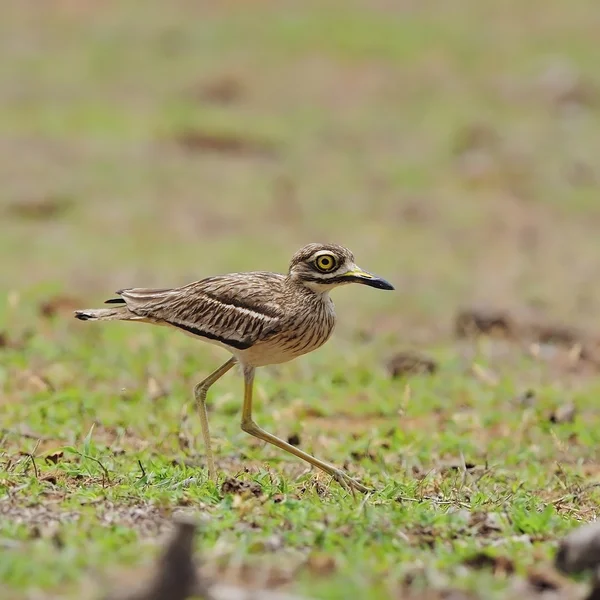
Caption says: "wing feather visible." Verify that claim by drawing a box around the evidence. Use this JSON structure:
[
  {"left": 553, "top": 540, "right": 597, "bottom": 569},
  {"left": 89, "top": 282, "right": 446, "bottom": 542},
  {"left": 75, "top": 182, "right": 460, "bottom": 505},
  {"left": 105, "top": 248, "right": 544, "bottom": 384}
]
[{"left": 117, "top": 272, "right": 286, "bottom": 349}]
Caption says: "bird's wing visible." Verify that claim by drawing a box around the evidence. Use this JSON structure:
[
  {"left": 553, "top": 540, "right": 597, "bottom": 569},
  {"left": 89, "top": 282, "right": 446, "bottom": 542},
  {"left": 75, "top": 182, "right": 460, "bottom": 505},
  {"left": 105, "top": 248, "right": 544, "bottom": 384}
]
[{"left": 113, "top": 272, "right": 286, "bottom": 350}]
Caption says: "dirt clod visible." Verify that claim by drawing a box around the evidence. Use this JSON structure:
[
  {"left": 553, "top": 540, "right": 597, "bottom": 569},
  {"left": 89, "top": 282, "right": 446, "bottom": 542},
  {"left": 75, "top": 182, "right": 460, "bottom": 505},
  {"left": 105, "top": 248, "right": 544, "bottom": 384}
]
[
  {"left": 220, "top": 477, "right": 262, "bottom": 498},
  {"left": 525, "top": 568, "right": 564, "bottom": 593},
  {"left": 455, "top": 308, "right": 514, "bottom": 339},
  {"left": 386, "top": 351, "right": 438, "bottom": 378},
  {"left": 287, "top": 433, "right": 301, "bottom": 446},
  {"left": 469, "top": 512, "right": 504, "bottom": 536},
  {"left": 463, "top": 552, "right": 515, "bottom": 575}
]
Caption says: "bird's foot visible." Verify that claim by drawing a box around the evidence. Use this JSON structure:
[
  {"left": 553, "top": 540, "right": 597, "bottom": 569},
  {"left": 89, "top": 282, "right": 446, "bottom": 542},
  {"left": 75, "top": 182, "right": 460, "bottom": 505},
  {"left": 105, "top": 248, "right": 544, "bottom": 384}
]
[{"left": 330, "top": 468, "right": 371, "bottom": 495}]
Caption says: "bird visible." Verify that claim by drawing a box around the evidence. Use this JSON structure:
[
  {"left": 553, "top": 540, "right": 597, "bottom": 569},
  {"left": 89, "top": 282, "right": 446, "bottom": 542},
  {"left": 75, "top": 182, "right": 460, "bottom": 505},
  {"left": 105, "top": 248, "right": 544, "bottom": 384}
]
[{"left": 74, "top": 243, "right": 394, "bottom": 493}]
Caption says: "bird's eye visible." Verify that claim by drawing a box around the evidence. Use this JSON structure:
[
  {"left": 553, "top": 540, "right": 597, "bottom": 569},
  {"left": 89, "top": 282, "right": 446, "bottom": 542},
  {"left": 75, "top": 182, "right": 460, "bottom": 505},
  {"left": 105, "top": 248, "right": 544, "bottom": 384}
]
[{"left": 314, "top": 254, "right": 337, "bottom": 272}]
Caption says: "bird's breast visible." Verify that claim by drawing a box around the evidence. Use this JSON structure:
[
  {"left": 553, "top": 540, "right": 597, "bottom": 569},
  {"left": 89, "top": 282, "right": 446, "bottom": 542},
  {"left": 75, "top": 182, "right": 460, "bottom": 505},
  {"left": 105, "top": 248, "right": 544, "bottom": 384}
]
[{"left": 240, "top": 295, "right": 336, "bottom": 367}]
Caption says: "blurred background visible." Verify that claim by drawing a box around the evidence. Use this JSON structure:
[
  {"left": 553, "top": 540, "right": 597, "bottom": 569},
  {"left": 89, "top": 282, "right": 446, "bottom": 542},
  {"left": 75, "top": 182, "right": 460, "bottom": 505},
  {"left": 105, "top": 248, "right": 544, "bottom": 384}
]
[
  {"left": 2, "top": 3, "right": 600, "bottom": 598},
  {"left": 2, "top": 0, "right": 600, "bottom": 340}
]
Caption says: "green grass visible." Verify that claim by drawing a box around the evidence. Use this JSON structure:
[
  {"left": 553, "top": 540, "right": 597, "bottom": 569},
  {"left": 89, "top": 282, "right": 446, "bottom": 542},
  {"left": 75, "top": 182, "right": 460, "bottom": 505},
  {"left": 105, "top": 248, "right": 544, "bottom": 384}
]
[{"left": 2, "top": 0, "right": 600, "bottom": 598}]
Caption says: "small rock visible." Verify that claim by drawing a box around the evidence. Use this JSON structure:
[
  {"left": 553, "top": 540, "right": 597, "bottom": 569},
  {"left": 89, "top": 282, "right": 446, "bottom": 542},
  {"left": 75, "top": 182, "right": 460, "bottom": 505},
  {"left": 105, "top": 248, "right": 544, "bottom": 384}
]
[
  {"left": 287, "top": 433, "right": 301, "bottom": 446},
  {"left": 556, "top": 522, "right": 600, "bottom": 575},
  {"left": 220, "top": 477, "right": 262, "bottom": 498}
]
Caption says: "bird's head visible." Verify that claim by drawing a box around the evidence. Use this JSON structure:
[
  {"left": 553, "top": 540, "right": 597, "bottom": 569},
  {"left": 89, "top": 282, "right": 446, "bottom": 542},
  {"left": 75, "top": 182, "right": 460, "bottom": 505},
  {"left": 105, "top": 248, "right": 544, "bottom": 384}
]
[{"left": 287, "top": 243, "right": 394, "bottom": 294}]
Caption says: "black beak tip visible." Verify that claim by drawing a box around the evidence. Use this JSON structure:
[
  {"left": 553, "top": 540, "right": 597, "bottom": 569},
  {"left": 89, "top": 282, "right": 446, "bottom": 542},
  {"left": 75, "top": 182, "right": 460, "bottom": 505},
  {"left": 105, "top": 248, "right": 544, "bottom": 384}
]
[
  {"left": 375, "top": 279, "right": 395, "bottom": 291},
  {"left": 359, "top": 276, "right": 394, "bottom": 290}
]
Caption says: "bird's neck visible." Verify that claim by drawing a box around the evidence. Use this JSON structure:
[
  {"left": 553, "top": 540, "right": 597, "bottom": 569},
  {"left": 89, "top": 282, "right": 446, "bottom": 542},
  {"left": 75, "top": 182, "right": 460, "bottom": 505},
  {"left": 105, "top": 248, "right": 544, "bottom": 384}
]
[{"left": 285, "top": 274, "right": 332, "bottom": 298}]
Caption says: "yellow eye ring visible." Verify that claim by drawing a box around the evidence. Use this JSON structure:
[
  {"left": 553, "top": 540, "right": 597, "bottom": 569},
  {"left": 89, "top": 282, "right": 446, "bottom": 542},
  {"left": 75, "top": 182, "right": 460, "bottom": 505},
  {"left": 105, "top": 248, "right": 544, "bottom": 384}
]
[{"left": 315, "top": 254, "right": 337, "bottom": 272}]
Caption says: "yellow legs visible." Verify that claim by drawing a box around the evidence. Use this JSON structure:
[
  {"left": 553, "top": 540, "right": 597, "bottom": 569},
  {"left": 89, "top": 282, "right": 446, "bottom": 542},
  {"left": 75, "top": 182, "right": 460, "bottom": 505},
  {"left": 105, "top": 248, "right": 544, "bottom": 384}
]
[
  {"left": 193, "top": 357, "right": 237, "bottom": 479},
  {"left": 194, "top": 359, "right": 369, "bottom": 494}
]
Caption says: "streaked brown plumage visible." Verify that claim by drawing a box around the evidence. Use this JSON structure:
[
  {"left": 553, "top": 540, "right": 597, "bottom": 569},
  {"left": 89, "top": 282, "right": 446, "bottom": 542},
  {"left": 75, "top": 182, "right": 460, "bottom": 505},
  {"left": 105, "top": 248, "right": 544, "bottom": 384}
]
[{"left": 75, "top": 243, "right": 394, "bottom": 493}]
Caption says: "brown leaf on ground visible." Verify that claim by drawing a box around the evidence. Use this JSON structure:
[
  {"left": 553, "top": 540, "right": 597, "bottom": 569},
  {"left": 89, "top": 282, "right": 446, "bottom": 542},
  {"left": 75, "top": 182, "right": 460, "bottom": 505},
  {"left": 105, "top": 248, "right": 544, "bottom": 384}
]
[
  {"left": 220, "top": 477, "right": 262, "bottom": 498},
  {"left": 173, "top": 131, "right": 278, "bottom": 158},
  {"left": 386, "top": 351, "right": 438, "bottom": 378},
  {"left": 39, "top": 470, "right": 61, "bottom": 486},
  {"left": 44, "top": 450, "right": 64, "bottom": 465}
]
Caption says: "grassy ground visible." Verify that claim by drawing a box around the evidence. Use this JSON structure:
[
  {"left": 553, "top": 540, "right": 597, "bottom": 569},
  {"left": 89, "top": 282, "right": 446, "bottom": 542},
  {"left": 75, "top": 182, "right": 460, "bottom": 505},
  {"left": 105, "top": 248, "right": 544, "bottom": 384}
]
[{"left": 2, "top": 1, "right": 600, "bottom": 598}]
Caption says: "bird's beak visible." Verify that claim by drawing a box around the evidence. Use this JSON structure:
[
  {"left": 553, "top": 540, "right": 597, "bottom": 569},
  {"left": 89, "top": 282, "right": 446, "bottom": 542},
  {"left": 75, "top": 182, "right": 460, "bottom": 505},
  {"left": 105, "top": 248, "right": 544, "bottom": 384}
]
[{"left": 342, "top": 267, "right": 395, "bottom": 290}]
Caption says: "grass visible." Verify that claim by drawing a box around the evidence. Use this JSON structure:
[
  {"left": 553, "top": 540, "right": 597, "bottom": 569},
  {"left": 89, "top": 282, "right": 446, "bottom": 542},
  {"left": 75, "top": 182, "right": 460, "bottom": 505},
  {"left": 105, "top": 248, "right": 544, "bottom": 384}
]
[{"left": 2, "top": 0, "right": 600, "bottom": 598}]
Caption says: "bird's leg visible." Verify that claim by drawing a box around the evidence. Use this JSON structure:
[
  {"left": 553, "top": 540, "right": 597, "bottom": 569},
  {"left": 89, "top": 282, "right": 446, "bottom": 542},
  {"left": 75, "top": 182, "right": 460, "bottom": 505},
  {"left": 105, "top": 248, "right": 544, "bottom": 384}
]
[
  {"left": 240, "top": 365, "right": 370, "bottom": 494},
  {"left": 193, "top": 357, "right": 237, "bottom": 480}
]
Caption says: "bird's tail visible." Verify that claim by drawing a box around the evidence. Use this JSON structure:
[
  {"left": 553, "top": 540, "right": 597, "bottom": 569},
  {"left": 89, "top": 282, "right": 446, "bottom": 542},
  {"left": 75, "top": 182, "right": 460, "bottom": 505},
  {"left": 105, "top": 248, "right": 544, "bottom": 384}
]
[{"left": 74, "top": 306, "right": 137, "bottom": 322}]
